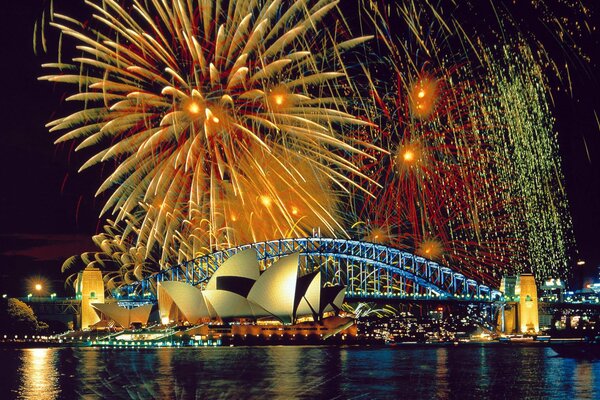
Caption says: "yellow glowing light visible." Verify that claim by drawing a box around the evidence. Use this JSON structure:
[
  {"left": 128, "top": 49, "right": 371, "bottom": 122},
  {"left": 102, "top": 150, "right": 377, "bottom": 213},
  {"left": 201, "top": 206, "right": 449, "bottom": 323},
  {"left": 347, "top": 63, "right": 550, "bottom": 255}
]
[
  {"left": 212, "top": 116, "right": 220, "bottom": 123},
  {"left": 231, "top": 214, "right": 237, "bottom": 222},
  {"left": 291, "top": 206, "right": 299, "bottom": 216},
  {"left": 188, "top": 102, "right": 201, "bottom": 114},
  {"left": 260, "top": 195, "right": 272, "bottom": 207},
  {"left": 417, "top": 238, "right": 443, "bottom": 260},
  {"left": 268, "top": 86, "right": 293, "bottom": 110},
  {"left": 364, "top": 226, "right": 390, "bottom": 244},
  {"left": 525, "top": 299, "right": 534, "bottom": 309},
  {"left": 396, "top": 142, "right": 425, "bottom": 175},
  {"left": 409, "top": 75, "right": 439, "bottom": 119},
  {"left": 35, "top": 284, "right": 42, "bottom": 291}
]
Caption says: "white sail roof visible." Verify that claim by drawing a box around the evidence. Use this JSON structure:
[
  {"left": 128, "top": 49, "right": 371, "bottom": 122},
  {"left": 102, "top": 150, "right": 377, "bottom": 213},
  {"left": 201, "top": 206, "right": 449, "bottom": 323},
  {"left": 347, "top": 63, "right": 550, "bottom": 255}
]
[
  {"left": 205, "top": 248, "right": 260, "bottom": 290},
  {"left": 247, "top": 254, "right": 299, "bottom": 324},
  {"left": 295, "top": 272, "right": 321, "bottom": 318},
  {"left": 322, "top": 286, "right": 346, "bottom": 314},
  {"left": 148, "top": 251, "right": 347, "bottom": 324},
  {"left": 158, "top": 281, "right": 213, "bottom": 323},
  {"left": 157, "top": 283, "right": 178, "bottom": 322},
  {"left": 92, "top": 303, "right": 153, "bottom": 328},
  {"left": 203, "top": 289, "right": 256, "bottom": 319}
]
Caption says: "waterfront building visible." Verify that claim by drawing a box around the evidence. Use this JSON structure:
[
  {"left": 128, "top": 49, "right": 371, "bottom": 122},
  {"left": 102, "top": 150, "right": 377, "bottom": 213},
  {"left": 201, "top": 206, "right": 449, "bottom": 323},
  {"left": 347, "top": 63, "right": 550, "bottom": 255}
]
[
  {"left": 540, "top": 278, "right": 566, "bottom": 302},
  {"left": 89, "top": 249, "right": 352, "bottom": 340},
  {"left": 76, "top": 266, "right": 105, "bottom": 330},
  {"left": 157, "top": 249, "right": 346, "bottom": 325},
  {"left": 516, "top": 274, "right": 539, "bottom": 333},
  {"left": 498, "top": 274, "right": 539, "bottom": 334},
  {"left": 499, "top": 276, "right": 517, "bottom": 333},
  {"left": 91, "top": 303, "right": 153, "bottom": 329}
]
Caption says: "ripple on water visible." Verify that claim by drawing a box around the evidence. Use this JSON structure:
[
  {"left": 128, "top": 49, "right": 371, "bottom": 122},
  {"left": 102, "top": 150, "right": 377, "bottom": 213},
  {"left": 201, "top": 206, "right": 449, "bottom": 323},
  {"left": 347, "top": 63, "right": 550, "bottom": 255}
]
[{"left": 2, "top": 345, "right": 599, "bottom": 399}]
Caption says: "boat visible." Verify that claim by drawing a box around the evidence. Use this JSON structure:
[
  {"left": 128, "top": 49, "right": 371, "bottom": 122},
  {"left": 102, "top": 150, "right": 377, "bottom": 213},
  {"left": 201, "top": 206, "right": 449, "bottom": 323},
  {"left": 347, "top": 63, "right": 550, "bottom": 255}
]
[
  {"left": 498, "top": 335, "right": 535, "bottom": 343},
  {"left": 549, "top": 337, "right": 600, "bottom": 358}
]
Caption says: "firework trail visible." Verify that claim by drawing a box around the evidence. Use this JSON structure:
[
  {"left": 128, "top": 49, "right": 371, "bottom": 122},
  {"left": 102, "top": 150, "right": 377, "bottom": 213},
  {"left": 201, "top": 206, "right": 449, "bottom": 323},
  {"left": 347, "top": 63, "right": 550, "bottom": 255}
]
[
  {"left": 350, "top": 0, "right": 576, "bottom": 285},
  {"left": 42, "top": 0, "right": 378, "bottom": 273},
  {"left": 43, "top": 0, "right": 586, "bottom": 288}
]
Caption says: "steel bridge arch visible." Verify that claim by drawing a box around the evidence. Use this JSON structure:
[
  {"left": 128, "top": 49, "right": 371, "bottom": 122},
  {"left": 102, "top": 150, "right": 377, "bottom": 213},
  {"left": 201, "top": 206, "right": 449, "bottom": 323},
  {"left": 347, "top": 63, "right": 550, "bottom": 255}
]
[{"left": 128, "top": 237, "right": 503, "bottom": 302}]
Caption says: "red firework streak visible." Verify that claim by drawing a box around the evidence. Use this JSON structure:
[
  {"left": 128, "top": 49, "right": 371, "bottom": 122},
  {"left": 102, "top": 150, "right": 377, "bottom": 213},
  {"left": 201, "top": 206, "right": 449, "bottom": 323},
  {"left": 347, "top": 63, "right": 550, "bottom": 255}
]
[{"left": 354, "top": 66, "right": 524, "bottom": 287}]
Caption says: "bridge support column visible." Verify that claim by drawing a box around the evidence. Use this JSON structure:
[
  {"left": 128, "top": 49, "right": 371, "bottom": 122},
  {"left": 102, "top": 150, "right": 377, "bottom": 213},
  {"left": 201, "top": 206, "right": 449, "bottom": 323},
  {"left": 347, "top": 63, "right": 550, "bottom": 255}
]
[
  {"left": 76, "top": 266, "right": 105, "bottom": 330},
  {"left": 516, "top": 274, "right": 539, "bottom": 334},
  {"left": 497, "top": 302, "right": 517, "bottom": 334}
]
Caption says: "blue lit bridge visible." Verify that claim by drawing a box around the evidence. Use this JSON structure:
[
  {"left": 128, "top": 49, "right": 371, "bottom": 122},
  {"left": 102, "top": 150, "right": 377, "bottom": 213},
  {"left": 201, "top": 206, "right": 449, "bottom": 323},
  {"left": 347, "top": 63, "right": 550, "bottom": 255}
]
[{"left": 125, "top": 237, "right": 503, "bottom": 303}]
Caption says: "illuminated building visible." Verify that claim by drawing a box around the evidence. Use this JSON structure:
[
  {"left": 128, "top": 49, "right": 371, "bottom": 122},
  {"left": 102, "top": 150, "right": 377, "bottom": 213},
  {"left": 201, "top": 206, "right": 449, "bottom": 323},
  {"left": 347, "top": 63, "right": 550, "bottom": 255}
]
[
  {"left": 157, "top": 249, "right": 351, "bottom": 336},
  {"left": 516, "top": 274, "right": 539, "bottom": 334},
  {"left": 91, "top": 303, "right": 153, "bottom": 329},
  {"left": 540, "top": 278, "right": 566, "bottom": 302},
  {"left": 498, "top": 276, "right": 517, "bottom": 333},
  {"left": 499, "top": 274, "right": 539, "bottom": 334},
  {"left": 75, "top": 266, "right": 105, "bottom": 330}
]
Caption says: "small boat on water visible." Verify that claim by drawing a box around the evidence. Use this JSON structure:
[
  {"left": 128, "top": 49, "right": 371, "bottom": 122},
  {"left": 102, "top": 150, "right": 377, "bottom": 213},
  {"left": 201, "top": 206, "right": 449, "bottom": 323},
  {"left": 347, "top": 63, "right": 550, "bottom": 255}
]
[
  {"left": 550, "top": 337, "right": 600, "bottom": 358},
  {"left": 498, "top": 335, "right": 535, "bottom": 343}
]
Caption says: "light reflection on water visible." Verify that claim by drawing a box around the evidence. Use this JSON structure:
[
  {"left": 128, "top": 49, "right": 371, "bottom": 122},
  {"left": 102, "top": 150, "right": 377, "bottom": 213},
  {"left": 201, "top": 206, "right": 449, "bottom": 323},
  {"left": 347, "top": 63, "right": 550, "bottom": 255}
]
[
  {"left": 2, "top": 346, "right": 600, "bottom": 399},
  {"left": 17, "top": 348, "right": 60, "bottom": 400}
]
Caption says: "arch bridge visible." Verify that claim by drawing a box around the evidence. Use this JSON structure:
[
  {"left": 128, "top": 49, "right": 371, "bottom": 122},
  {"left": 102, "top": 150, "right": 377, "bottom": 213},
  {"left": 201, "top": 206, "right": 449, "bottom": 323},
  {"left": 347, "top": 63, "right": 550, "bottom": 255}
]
[{"left": 125, "top": 237, "right": 502, "bottom": 303}]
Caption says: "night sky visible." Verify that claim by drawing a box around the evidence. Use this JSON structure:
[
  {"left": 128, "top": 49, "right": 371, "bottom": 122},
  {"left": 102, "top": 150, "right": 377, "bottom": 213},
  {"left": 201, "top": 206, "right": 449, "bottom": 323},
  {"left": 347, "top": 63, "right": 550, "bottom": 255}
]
[{"left": 1, "top": 1, "right": 599, "bottom": 297}]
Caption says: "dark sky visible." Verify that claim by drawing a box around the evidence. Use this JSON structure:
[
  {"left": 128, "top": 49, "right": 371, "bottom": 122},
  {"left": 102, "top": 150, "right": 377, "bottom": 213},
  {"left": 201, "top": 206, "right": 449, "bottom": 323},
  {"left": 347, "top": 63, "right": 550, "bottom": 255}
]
[{"left": 0, "top": 1, "right": 599, "bottom": 296}]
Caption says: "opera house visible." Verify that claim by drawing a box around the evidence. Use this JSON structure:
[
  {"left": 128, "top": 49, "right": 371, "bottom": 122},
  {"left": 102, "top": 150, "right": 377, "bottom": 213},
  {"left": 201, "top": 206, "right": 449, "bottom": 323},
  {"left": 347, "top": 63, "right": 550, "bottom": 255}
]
[{"left": 91, "top": 249, "right": 355, "bottom": 341}]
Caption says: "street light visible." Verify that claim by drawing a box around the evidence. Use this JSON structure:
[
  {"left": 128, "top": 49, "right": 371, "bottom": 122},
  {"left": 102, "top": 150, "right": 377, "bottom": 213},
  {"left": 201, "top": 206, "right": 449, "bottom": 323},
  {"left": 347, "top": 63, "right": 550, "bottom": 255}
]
[
  {"left": 27, "top": 277, "right": 48, "bottom": 297},
  {"left": 577, "top": 260, "right": 586, "bottom": 266}
]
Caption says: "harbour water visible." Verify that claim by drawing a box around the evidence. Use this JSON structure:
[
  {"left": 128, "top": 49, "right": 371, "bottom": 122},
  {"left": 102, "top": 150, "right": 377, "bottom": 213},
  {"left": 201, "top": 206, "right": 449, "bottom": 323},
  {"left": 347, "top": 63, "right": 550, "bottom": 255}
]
[{"left": 3, "top": 345, "right": 599, "bottom": 399}]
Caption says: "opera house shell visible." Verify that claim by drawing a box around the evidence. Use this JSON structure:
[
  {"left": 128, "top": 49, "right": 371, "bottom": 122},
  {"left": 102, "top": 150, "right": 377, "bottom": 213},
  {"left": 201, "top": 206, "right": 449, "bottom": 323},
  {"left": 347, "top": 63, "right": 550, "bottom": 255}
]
[
  {"left": 91, "top": 303, "right": 153, "bottom": 329},
  {"left": 158, "top": 249, "right": 346, "bottom": 325}
]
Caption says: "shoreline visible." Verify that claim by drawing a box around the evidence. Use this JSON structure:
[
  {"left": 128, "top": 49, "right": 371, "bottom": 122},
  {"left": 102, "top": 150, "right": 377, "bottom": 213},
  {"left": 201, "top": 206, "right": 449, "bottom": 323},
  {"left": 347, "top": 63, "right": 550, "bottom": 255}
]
[{"left": 0, "top": 338, "right": 580, "bottom": 349}]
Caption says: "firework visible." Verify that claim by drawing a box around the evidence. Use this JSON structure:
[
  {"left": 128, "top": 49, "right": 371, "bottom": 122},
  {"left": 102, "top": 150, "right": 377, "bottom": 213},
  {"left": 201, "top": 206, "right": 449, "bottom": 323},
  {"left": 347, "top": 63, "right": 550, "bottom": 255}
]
[
  {"left": 42, "top": 0, "right": 377, "bottom": 267},
  {"left": 62, "top": 219, "right": 159, "bottom": 292},
  {"left": 44, "top": 0, "right": 582, "bottom": 290},
  {"left": 351, "top": 0, "right": 574, "bottom": 285},
  {"left": 480, "top": 44, "right": 574, "bottom": 281}
]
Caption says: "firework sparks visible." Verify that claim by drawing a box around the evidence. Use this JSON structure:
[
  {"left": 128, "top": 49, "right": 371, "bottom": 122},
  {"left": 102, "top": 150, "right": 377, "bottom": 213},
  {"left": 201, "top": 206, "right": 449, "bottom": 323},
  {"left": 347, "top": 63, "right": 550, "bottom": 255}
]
[
  {"left": 42, "top": 0, "right": 378, "bottom": 267},
  {"left": 351, "top": 0, "right": 575, "bottom": 285},
  {"left": 42, "top": 0, "right": 585, "bottom": 290}
]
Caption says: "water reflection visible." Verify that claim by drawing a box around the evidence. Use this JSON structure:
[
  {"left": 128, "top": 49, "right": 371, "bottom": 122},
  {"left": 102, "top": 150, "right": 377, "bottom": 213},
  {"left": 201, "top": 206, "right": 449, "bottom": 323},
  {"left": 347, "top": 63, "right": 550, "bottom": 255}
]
[
  {"left": 18, "top": 348, "right": 59, "bottom": 400},
  {"left": 571, "top": 359, "right": 598, "bottom": 399},
  {"left": 434, "top": 347, "right": 449, "bottom": 398},
  {"left": 3, "top": 346, "right": 600, "bottom": 399}
]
